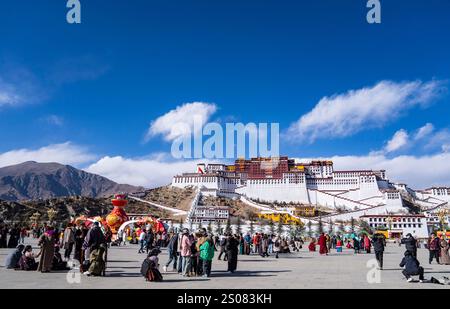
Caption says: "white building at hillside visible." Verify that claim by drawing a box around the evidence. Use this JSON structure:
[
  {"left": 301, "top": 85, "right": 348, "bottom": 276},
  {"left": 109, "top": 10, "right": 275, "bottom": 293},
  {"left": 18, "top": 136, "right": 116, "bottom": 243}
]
[
  {"left": 171, "top": 157, "right": 449, "bottom": 215},
  {"left": 360, "top": 214, "right": 429, "bottom": 239}
]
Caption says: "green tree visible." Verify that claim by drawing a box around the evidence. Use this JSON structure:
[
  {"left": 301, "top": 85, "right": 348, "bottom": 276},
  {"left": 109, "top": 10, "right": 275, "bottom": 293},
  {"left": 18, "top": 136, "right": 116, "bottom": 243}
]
[
  {"left": 296, "top": 222, "right": 305, "bottom": 237},
  {"left": 207, "top": 221, "right": 213, "bottom": 234},
  {"left": 289, "top": 222, "right": 295, "bottom": 238},
  {"left": 338, "top": 221, "right": 345, "bottom": 235},
  {"left": 268, "top": 219, "right": 275, "bottom": 235},
  {"left": 318, "top": 218, "right": 324, "bottom": 235},
  {"left": 277, "top": 217, "right": 283, "bottom": 235},
  {"left": 328, "top": 219, "right": 334, "bottom": 235},
  {"left": 225, "top": 218, "right": 232, "bottom": 234},
  {"left": 236, "top": 216, "right": 242, "bottom": 234},
  {"left": 179, "top": 218, "right": 184, "bottom": 232},
  {"left": 215, "top": 220, "right": 222, "bottom": 235},
  {"left": 307, "top": 220, "right": 313, "bottom": 238},
  {"left": 358, "top": 219, "right": 372, "bottom": 234}
]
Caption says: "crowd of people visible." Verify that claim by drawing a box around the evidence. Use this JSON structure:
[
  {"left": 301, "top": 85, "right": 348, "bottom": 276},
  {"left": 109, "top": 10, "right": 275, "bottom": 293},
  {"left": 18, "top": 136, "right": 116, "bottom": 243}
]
[
  {"left": 3, "top": 222, "right": 108, "bottom": 276},
  {"left": 3, "top": 220, "right": 450, "bottom": 284}
]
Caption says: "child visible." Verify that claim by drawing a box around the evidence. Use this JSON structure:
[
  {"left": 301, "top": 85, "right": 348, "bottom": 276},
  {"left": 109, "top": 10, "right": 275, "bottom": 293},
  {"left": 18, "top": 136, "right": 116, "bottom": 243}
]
[{"left": 141, "top": 248, "right": 163, "bottom": 282}]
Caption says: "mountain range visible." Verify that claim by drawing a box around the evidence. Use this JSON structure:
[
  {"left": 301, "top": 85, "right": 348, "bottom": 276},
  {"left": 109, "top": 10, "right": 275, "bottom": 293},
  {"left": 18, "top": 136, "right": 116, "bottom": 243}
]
[{"left": 0, "top": 161, "right": 143, "bottom": 201}]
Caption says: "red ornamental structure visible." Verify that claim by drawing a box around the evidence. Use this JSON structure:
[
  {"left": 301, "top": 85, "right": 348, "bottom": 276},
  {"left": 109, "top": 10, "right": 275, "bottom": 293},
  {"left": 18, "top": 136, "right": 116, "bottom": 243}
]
[{"left": 106, "top": 194, "right": 129, "bottom": 235}]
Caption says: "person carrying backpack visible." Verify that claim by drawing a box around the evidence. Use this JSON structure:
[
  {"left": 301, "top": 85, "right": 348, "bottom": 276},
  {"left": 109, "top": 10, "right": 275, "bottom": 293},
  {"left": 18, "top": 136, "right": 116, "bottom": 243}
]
[{"left": 199, "top": 235, "right": 215, "bottom": 277}]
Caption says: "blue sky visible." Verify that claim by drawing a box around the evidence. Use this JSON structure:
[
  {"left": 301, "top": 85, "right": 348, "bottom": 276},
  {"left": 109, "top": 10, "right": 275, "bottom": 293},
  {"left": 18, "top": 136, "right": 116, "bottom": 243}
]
[{"left": 0, "top": 0, "right": 449, "bottom": 188}]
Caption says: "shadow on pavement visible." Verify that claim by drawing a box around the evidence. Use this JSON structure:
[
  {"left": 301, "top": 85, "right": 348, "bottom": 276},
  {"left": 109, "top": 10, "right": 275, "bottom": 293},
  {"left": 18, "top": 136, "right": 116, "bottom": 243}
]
[{"left": 210, "top": 270, "right": 291, "bottom": 277}]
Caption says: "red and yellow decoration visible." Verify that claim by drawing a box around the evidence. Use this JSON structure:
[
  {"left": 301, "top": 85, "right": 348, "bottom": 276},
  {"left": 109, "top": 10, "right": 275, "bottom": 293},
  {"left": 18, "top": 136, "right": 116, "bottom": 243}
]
[{"left": 106, "top": 193, "right": 129, "bottom": 234}]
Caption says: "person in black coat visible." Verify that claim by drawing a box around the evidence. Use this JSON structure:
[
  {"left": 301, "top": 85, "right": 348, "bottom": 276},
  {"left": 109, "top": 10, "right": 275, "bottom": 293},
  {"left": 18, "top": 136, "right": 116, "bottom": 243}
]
[
  {"left": 401, "top": 233, "right": 417, "bottom": 257},
  {"left": 0, "top": 224, "right": 8, "bottom": 248},
  {"left": 226, "top": 234, "right": 239, "bottom": 273},
  {"left": 7, "top": 225, "right": 20, "bottom": 248},
  {"left": 164, "top": 232, "right": 178, "bottom": 271},
  {"left": 372, "top": 233, "right": 386, "bottom": 269},
  {"left": 399, "top": 250, "right": 424, "bottom": 282}
]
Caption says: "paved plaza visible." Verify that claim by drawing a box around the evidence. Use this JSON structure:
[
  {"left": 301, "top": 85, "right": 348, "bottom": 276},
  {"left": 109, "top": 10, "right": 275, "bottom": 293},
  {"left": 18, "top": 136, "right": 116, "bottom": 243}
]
[{"left": 1, "top": 238, "right": 450, "bottom": 289}]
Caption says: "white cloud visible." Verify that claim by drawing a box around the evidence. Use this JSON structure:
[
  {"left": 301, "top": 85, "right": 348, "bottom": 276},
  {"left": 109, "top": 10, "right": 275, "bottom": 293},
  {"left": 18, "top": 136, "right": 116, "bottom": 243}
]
[
  {"left": 0, "top": 78, "right": 25, "bottom": 107},
  {"left": 85, "top": 155, "right": 212, "bottom": 188},
  {"left": 145, "top": 102, "right": 217, "bottom": 142},
  {"left": 0, "top": 65, "right": 47, "bottom": 109},
  {"left": 425, "top": 128, "right": 450, "bottom": 151},
  {"left": 414, "top": 123, "right": 434, "bottom": 140},
  {"left": 0, "top": 142, "right": 96, "bottom": 168},
  {"left": 40, "top": 115, "right": 64, "bottom": 126},
  {"left": 287, "top": 80, "right": 445, "bottom": 142},
  {"left": 384, "top": 129, "right": 409, "bottom": 153}
]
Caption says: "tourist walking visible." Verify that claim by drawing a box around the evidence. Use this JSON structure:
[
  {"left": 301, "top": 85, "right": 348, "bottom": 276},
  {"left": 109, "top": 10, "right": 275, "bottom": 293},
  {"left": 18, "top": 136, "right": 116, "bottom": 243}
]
[
  {"left": 199, "top": 234, "right": 215, "bottom": 277},
  {"left": 62, "top": 223, "right": 75, "bottom": 260},
  {"left": 180, "top": 228, "right": 192, "bottom": 277},
  {"left": 372, "top": 232, "right": 386, "bottom": 269},
  {"left": 260, "top": 234, "right": 269, "bottom": 257},
  {"left": 326, "top": 234, "right": 332, "bottom": 253},
  {"left": 244, "top": 233, "right": 252, "bottom": 255},
  {"left": 439, "top": 236, "right": 450, "bottom": 265},
  {"left": 19, "top": 227, "right": 27, "bottom": 244},
  {"left": 177, "top": 229, "right": 183, "bottom": 273},
  {"left": 37, "top": 226, "right": 56, "bottom": 273},
  {"left": 7, "top": 225, "right": 20, "bottom": 248},
  {"left": 353, "top": 237, "right": 360, "bottom": 254},
  {"left": 218, "top": 234, "right": 227, "bottom": 261},
  {"left": 428, "top": 233, "right": 441, "bottom": 264},
  {"left": 336, "top": 236, "right": 343, "bottom": 253},
  {"left": 164, "top": 232, "right": 179, "bottom": 272},
  {"left": 401, "top": 233, "right": 417, "bottom": 258},
  {"left": 225, "top": 234, "right": 239, "bottom": 273},
  {"left": 73, "top": 225, "right": 86, "bottom": 262},
  {"left": 273, "top": 235, "right": 281, "bottom": 258},
  {"left": 364, "top": 235, "right": 371, "bottom": 253},
  {"left": 138, "top": 229, "right": 147, "bottom": 254}
]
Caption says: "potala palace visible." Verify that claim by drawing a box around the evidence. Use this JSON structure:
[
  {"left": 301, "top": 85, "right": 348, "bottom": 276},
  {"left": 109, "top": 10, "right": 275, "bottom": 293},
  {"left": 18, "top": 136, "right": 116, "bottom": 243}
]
[{"left": 171, "top": 157, "right": 450, "bottom": 237}]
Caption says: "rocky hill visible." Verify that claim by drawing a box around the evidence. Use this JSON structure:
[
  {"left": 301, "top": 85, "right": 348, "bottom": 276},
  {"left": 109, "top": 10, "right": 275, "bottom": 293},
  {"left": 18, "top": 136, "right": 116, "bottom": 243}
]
[
  {"left": 0, "top": 186, "right": 198, "bottom": 224},
  {"left": 0, "top": 161, "right": 142, "bottom": 201}
]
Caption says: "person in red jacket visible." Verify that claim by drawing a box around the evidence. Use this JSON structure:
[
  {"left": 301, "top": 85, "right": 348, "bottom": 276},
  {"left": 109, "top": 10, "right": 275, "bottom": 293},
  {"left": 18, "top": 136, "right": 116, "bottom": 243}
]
[
  {"left": 428, "top": 233, "right": 440, "bottom": 264},
  {"left": 318, "top": 233, "right": 328, "bottom": 255},
  {"left": 308, "top": 238, "right": 316, "bottom": 252}
]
